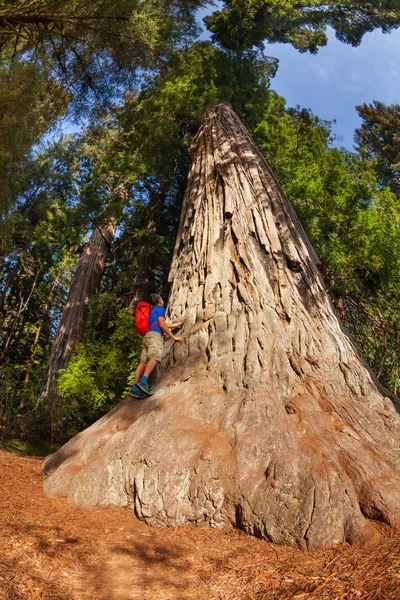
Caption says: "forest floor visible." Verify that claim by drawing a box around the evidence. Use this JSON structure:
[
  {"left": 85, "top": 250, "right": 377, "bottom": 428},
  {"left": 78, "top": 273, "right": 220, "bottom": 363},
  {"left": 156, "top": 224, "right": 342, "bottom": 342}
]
[{"left": 1, "top": 448, "right": 400, "bottom": 600}]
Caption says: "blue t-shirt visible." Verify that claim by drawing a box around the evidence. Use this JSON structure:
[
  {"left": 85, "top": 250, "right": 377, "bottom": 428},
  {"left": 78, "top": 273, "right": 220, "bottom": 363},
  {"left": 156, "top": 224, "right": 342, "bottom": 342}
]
[{"left": 149, "top": 305, "right": 165, "bottom": 334}]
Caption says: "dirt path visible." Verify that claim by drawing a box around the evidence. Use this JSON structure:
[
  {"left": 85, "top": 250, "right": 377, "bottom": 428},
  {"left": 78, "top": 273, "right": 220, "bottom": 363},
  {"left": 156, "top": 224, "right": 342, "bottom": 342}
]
[{"left": 1, "top": 448, "right": 400, "bottom": 599}]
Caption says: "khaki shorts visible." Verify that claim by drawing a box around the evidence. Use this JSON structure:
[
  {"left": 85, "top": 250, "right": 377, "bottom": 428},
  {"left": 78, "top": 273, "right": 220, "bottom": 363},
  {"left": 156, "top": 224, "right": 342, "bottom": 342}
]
[{"left": 140, "top": 331, "right": 163, "bottom": 363}]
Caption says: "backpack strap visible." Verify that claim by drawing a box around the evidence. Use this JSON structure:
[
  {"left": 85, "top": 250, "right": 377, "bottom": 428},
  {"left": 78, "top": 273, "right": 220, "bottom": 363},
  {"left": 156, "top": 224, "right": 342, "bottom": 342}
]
[{"left": 149, "top": 308, "right": 162, "bottom": 331}]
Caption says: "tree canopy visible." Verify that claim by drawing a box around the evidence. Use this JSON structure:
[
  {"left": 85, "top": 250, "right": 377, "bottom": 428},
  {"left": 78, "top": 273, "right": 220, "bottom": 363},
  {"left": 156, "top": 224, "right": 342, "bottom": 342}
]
[
  {"left": 0, "top": 1, "right": 204, "bottom": 105},
  {"left": 355, "top": 101, "right": 400, "bottom": 197},
  {"left": 205, "top": 1, "right": 400, "bottom": 53}
]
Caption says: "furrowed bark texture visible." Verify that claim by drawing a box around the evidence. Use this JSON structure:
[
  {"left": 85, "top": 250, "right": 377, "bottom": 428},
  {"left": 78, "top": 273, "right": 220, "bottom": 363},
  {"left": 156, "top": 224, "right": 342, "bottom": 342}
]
[
  {"left": 44, "top": 219, "right": 117, "bottom": 400},
  {"left": 42, "top": 104, "right": 400, "bottom": 549}
]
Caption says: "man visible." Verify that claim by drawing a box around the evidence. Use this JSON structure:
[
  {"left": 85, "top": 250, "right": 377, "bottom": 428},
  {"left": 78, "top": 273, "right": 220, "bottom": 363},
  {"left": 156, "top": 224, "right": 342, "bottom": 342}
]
[{"left": 130, "top": 293, "right": 185, "bottom": 399}]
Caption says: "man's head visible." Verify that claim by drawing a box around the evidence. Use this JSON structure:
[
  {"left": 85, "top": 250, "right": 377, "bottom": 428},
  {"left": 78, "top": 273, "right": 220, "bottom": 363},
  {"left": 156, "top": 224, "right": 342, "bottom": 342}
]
[{"left": 149, "top": 293, "right": 164, "bottom": 307}]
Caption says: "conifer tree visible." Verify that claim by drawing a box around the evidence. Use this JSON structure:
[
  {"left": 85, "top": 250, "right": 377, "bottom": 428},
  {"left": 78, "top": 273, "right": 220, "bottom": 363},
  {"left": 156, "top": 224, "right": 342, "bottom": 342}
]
[
  {"left": 355, "top": 101, "right": 400, "bottom": 196},
  {"left": 43, "top": 185, "right": 126, "bottom": 420},
  {"left": 206, "top": 0, "right": 400, "bottom": 53},
  {"left": 0, "top": 1, "right": 204, "bottom": 108}
]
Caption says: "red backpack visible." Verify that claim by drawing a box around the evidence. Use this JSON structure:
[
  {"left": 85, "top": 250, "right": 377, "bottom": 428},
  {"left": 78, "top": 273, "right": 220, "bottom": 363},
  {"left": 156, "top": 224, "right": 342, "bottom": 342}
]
[{"left": 135, "top": 302, "right": 151, "bottom": 336}]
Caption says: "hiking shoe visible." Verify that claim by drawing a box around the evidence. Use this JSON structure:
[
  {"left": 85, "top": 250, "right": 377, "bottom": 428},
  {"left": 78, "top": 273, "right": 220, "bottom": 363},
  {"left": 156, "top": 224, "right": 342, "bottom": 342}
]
[
  {"left": 137, "top": 381, "right": 154, "bottom": 396},
  {"left": 128, "top": 387, "right": 146, "bottom": 399}
]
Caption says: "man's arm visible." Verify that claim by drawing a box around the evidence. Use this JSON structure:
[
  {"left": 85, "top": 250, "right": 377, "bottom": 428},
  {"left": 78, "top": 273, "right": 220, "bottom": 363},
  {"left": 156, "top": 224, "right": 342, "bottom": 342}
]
[
  {"left": 158, "top": 316, "right": 183, "bottom": 342},
  {"left": 165, "top": 317, "right": 186, "bottom": 329}
]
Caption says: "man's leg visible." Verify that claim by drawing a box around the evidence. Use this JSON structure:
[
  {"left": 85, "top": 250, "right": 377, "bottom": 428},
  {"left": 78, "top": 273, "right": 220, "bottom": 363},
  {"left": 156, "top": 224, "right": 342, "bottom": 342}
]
[
  {"left": 137, "top": 359, "right": 159, "bottom": 396},
  {"left": 129, "top": 361, "right": 147, "bottom": 397},
  {"left": 134, "top": 362, "right": 146, "bottom": 383},
  {"left": 137, "top": 333, "right": 163, "bottom": 396},
  {"left": 143, "top": 359, "right": 159, "bottom": 378}
]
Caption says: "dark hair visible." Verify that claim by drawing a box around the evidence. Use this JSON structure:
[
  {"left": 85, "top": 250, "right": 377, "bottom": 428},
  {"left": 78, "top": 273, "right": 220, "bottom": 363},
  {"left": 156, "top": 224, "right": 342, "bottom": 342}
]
[{"left": 149, "top": 293, "right": 162, "bottom": 306}]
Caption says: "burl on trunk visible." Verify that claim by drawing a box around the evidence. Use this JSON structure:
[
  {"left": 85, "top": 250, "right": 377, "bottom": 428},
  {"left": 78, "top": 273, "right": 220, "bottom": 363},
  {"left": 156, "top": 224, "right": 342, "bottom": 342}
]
[{"left": 42, "top": 104, "right": 400, "bottom": 549}]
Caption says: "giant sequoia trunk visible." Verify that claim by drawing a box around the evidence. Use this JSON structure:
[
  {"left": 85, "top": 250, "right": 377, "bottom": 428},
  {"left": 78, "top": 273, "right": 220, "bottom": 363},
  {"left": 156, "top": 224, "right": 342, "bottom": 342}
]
[
  {"left": 42, "top": 104, "right": 400, "bottom": 549},
  {"left": 44, "top": 218, "right": 118, "bottom": 402}
]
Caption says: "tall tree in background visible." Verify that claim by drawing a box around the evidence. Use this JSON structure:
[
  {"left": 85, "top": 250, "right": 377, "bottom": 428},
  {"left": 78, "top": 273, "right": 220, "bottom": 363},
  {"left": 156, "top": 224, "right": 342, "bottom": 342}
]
[
  {"left": 43, "top": 182, "right": 127, "bottom": 414},
  {"left": 43, "top": 104, "right": 400, "bottom": 549},
  {"left": 0, "top": 62, "right": 68, "bottom": 215},
  {"left": 0, "top": 0, "right": 204, "bottom": 109},
  {"left": 206, "top": 0, "right": 400, "bottom": 52},
  {"left": 355, "top": 101, "right": 400, "bottom": 197},
  {"left": 42, "top": 112, "right": 135, "bottom": 413},
  {"left": 0, "top": 138, "right": 84, "bottom": 438}
]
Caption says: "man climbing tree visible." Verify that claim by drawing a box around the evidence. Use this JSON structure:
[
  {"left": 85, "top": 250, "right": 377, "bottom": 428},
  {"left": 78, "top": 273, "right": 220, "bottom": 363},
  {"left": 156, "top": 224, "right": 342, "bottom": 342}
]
[
  {"left": 130, "top": 293, "right": 185, "bottom": 398},
  {"left": 43, "top": 103, "right": 400, "bottom": 549}
]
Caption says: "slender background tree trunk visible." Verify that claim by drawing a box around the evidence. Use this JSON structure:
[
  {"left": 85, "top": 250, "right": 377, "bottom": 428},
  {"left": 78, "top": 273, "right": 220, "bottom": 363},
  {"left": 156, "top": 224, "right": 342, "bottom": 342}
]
[
  {"left": 44, "top": 219, "right": 117, "bottom": 400},
  {"left": 42, "top": 104, "right": 400, "bottom": 549},
  {"left": 43, "top": 183, "right": 128, "bottom": 415}
]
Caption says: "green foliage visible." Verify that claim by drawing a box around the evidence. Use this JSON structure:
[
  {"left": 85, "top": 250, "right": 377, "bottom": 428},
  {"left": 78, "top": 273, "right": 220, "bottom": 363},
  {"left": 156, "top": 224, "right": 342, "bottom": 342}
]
[
  {"left": 205, "top": 1, "right": 400, "bottom": 53},
  {"left": 256, "top": 100, "right": 400, "bottom": 291},
  {"left": 0, "top": 437, "right": 58, "bottom": 457},
  {"left": 0, "top": 0, "right": 205, "bottom": 112},
  {"left": 57, "top": 308, "right": 141, "bottom": 434},
  {"left": 118, "top": 41, "right": 276, "bottom": 181},
  {"left": 0, "top": 60, "right": 69, "bottom": 214},
  {"left": 355, "top": 101, "right": 400, "bottom": 197},
  {"left": 0, "top": 138, "right": 87, "bottom": 442}
]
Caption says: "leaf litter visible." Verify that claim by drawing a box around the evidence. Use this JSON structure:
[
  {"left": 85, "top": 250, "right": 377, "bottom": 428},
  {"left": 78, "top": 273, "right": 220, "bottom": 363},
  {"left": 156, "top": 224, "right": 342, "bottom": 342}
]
[{"left": 0, "top": 448, "right": 399, "bottom": 600}]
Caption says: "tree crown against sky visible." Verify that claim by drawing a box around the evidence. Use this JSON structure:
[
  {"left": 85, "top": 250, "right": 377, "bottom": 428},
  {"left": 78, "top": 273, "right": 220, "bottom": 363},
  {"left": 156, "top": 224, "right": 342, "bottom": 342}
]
[
  {"left": 205, "top": 1, "right": 400, "bottom": 53},
  {"left": 0, "top": 1, "right": 204, "bottom": 214},
  {"left": 0, "top": 0, "right": 206, "bottom": 110}
]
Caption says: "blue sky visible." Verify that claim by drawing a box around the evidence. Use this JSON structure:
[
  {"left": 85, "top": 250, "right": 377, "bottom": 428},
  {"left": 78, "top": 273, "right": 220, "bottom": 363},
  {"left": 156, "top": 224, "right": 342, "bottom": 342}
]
[
  {"left": 265, "top": 28, "right": 400, "bottom": 149},
  {"left": 198, "top": 5, "right": 400, "bottom": 149}
]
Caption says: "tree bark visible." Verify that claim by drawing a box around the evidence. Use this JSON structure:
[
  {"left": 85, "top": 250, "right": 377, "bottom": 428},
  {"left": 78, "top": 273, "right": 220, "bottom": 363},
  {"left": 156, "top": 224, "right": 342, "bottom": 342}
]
[{"left": 42, "top": 104, "right": 400, "bottom": 549}]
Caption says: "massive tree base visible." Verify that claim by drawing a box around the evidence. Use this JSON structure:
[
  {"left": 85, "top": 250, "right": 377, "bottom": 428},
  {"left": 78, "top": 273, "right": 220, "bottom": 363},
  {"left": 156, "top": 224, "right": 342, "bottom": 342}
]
[{"left": 43, "top": 104, "right": 400, "bottom": 549}]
